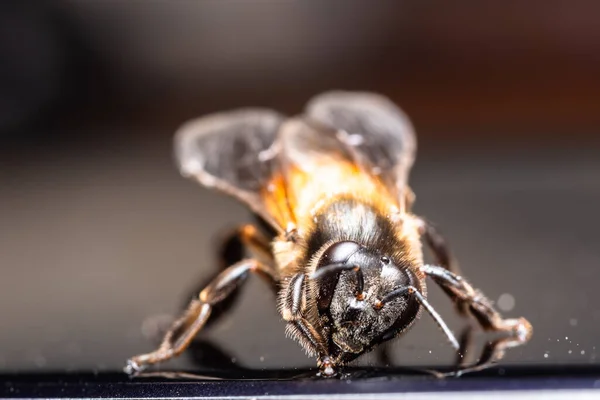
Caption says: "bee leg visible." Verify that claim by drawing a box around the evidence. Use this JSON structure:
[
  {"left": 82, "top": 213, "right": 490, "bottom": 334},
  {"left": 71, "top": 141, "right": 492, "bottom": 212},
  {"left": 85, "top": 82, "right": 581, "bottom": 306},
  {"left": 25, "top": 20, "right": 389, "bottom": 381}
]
[
  {"left": 125, "top": 259, "right": 277, "bottom": 374},
  {"left": 421, "top": 264, "right": 533, "bottom": 346},
  {"left": 416, "top": 219, "right": 469, "bottom": 315},
  {"left": 280, "top": 273, "right": 332, "bottom": 375},
  {"left": 416, "top": 219, "right": 458, "bottom": 273},
  {"left": 184, "top": 224, "right": 275, "bottom": 329},
  {"left": 219, "top": 224, "right": 274, "bottom": 266}
]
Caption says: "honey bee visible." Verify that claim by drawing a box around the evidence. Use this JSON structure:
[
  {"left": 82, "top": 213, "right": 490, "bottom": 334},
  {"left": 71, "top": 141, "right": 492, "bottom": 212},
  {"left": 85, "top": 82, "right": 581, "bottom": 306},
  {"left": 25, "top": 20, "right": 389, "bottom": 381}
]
[{"left": 125, "top": 91, "right": 532, "bottom": 377}]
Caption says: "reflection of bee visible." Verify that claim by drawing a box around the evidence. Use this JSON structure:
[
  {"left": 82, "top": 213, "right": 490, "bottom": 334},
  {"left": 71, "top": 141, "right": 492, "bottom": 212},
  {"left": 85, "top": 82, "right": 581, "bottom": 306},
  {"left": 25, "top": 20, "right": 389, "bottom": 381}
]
[{"left": 125, "top": 91, "right": 532, "bottom": 377}]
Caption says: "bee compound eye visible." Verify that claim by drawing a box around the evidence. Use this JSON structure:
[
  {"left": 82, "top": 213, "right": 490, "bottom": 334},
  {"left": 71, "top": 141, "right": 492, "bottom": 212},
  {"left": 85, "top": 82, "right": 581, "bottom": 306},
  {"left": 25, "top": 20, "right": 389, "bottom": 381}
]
[
  {"left": 314, "top": 241, "right": 363, "bottom": 311},
  {"left": 318, "top": 241, "right": 362, "bottom": 267}
]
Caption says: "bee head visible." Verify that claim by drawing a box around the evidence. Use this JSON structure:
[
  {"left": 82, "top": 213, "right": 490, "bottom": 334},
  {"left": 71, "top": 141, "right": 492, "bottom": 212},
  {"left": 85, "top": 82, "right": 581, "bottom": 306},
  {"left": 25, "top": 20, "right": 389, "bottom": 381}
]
[{"left": 312, "top": 240, "right": 421, "bottom": 365}]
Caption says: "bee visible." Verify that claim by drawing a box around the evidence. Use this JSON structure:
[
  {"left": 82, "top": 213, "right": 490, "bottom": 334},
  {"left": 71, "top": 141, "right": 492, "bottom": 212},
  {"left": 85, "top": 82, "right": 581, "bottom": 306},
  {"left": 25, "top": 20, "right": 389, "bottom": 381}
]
[{"left": 125, "top": 91, "right": 532, "bottom": 377}]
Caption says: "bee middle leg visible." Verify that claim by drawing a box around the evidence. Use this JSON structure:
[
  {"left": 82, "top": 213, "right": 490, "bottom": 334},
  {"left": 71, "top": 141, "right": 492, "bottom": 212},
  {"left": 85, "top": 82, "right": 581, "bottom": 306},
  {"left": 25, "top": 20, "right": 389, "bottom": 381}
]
[
  {"left": 125, "top": 259, "right": 277, "bottom": 373},
  {"left": 420, "top": 264, "right": 532, "bottom": 345},
  {"left": 416, "top": 218, "right": 461, "bottom": 275},
  {"left": 184, "top": 224, "right": 275, "bottom": 329},
  {"left": 416, "top": 218, "right": 470, "bottom": 315}
]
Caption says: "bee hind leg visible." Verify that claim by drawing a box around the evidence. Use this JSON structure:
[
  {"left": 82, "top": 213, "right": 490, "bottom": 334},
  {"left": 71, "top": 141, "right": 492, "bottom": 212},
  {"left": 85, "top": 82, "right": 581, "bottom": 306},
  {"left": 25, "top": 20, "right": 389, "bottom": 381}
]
[{"left": 125, "top": 259, "right": 277, "bottom": 374}]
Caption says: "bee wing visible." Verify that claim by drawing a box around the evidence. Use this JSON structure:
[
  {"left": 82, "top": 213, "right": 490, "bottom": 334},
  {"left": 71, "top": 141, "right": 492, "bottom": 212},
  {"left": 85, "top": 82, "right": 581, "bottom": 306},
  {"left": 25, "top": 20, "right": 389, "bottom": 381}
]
[
  {"left": 305, "top": 91, "right": 417, "bottom": 202},
  {"left": 277, "top": 118, "right": 355, "bottom": 175},
  {"left": 277, "top": 117, "right": 402, "bottom": 221},
  {"left": 175, "top": 109, "right": 286, "bottom": 231}
]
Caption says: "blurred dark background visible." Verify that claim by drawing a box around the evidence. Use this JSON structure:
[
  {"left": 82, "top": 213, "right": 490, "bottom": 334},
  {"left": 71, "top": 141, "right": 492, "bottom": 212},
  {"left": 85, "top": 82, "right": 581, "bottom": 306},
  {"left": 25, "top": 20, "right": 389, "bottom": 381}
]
[{"left": 1, "top": 1, "right": 599, "bottom": 373}]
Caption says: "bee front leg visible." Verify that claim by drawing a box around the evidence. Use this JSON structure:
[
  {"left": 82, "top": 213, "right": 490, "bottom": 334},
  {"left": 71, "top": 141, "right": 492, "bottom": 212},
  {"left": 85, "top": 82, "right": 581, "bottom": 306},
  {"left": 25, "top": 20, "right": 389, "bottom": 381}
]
[
  {"left": 420, "top": 264, "right": 532, "bottom": 345},
  {"left": 125, "top": 259, "right": 277, "bottom": 374},
  {"left": 280, "top": 273, "right": 334, "bottom": 376}
]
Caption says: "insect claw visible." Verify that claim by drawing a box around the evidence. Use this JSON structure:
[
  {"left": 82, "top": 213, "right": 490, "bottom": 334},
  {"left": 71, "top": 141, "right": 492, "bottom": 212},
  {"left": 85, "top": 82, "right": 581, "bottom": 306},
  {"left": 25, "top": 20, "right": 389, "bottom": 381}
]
[
  {"left": 317, "top": 356, "right": 337, "bottom": 378},
  {"left": 510, "top": 317, "right": 533, "bottom": 343},
  {"left": 124, "top": 359, "right": 145, "bottom": 375}
]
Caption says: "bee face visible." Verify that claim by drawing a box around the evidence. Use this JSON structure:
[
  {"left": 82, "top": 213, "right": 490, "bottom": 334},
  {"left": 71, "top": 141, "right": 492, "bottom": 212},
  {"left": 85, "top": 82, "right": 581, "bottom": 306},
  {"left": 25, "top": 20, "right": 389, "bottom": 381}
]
[{"left": 313, "top": 240, "right": 421, "bottom": 364}]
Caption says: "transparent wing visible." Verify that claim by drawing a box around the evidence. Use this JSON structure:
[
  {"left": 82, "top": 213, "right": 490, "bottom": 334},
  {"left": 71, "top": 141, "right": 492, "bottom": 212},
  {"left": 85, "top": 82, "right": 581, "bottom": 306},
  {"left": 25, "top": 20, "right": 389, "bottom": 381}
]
[
  {"left": 276, "top": 117, "right": 400, "bottom": 220},
  {"left": 305, "top": 91, "right": 417, "bottom": 202},
  {"left": 276, "top": 117, "right": 354, "bottom": 227},
  {"left": 174, "top": 109, "right": 286, "bottom": 231},
  {"left": 277, "top": 118, "right": 355, "bottom": 176}
]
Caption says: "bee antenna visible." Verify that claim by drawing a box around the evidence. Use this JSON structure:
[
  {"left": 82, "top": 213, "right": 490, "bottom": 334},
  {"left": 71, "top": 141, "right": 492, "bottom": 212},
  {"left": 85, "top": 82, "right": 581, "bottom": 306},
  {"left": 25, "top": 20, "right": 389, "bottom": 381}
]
[
  {"left": 376, "top": 286, "right": 460, "bottom": 351},
  {"left": 310, "top": 263, "right": 364, "bottom": 299},
  {"left": 380, "top": 286, "right": 411, "bottom": 305}
]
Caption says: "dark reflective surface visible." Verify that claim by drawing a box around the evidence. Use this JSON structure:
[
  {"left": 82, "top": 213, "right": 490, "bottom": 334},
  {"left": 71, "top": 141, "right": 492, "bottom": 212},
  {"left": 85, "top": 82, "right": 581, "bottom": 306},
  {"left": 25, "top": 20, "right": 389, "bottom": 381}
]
[{"left": 3, "top": 366, "right": 600, "bottom": 398}]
